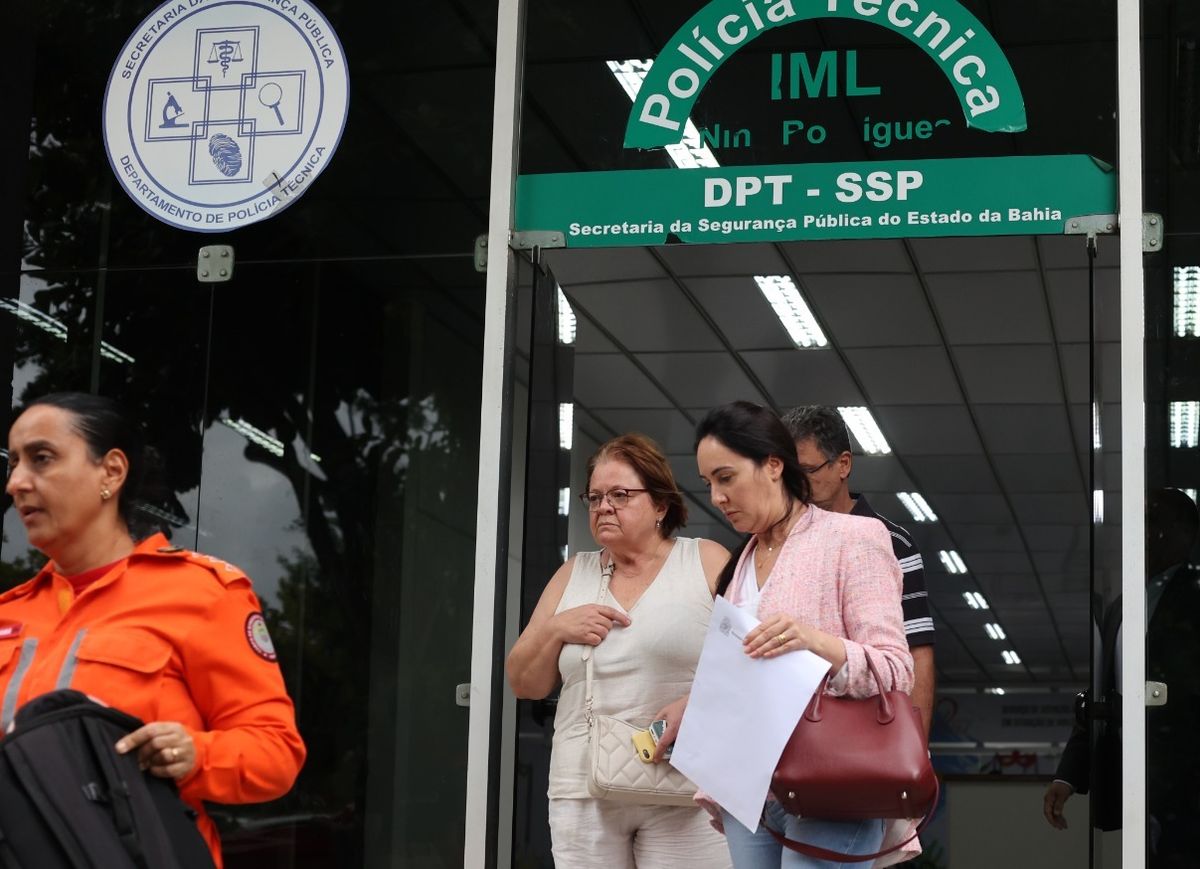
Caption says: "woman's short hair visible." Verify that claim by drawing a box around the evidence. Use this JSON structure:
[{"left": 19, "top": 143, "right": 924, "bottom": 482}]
[
  {"left": 20, "top": 392, "right": 146, "bottom": 528},
  {"left": 587, "top": 433, "right": 687, "bottom": 538}
]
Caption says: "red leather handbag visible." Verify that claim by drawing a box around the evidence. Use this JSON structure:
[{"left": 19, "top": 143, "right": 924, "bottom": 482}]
[{"left": 766, "top": 655, "right": 939, "bottom": 862}]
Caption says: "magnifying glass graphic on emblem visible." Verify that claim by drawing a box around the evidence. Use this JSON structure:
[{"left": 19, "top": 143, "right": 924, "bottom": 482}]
[{"left": 258, "top": 83, "right": 285, "bottom": 125}]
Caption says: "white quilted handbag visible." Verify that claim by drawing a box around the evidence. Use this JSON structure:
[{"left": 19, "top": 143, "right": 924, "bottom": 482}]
[{"left": 583, "top": 560, "right": 698, "bottom": 806}]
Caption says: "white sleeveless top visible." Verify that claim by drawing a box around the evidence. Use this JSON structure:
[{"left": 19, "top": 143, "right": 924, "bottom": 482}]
[{"left": 548, "top": 537, "right": 715, "bottom": 798}]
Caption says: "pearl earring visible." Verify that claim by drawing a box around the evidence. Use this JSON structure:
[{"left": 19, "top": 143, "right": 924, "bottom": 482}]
[{"left": 101, "top": 488, "right": 112, "bottom": 501}]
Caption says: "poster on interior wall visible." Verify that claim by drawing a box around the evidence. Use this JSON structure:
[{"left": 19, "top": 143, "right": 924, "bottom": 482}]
[
  {"left": 931, "top": 691, "right": 1077, "bottom": 777},
  {"left": 102, "top": 0, "right": 350, "bottom": 232}
]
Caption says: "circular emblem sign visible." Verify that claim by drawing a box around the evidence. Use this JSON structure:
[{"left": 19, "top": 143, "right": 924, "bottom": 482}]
[{"left": 103, "top": 0, "right": 349, "bottom": 232}]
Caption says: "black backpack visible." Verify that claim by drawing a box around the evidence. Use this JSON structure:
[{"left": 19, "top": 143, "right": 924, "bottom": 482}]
[{"left": 0, "top": 690, "right": 215, "bottom": 869}]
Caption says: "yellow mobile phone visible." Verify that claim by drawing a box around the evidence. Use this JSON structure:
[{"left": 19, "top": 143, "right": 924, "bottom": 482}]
[{"left": 631, "top": 729, "right": 656, "bottom": 763}]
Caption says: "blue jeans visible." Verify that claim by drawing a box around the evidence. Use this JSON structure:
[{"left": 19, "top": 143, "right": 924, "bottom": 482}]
[{"left": 721, "top": 803, "right": 886, "bottom": 869}]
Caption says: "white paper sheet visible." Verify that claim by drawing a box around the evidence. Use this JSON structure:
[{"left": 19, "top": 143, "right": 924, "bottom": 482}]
[{"left": 669, "top": 596, "right": 831, "bottom": 832}]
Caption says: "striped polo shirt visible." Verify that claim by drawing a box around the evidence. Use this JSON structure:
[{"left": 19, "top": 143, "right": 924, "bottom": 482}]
[{"left": 850, "top": 493, "right": 936, "bottom": 647}]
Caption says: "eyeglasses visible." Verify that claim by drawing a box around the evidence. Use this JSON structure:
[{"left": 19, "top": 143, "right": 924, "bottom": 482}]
[
  {"left": 579, "top": 488, "right": 650, "bottom": 511},
  {"left": 798, "top": 457, "right": 835, "bottom": 476}
]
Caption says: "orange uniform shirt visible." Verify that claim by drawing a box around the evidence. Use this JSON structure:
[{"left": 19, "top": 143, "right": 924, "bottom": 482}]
[{"left": 0, "top": 533, "right": 306, "bottom": 868}]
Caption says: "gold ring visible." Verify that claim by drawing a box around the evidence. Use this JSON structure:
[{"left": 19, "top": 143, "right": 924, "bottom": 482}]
[{"left": 777, "top": 633, "right": 787, "bottom": 646}]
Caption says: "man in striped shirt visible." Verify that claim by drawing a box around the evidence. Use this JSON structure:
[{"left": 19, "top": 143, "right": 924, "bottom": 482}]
[{"left": 782, "top": 405, "right": 936, "bottom": 737}]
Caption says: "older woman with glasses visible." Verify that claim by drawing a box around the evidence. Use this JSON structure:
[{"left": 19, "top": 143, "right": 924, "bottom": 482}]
[{"left": 506, "top": 433, "right": 732, "bottom": 869}]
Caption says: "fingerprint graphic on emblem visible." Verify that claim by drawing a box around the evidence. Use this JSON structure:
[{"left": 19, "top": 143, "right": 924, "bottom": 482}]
[{"left": 208, "top": 133, "right": 242, "bottom": 177}]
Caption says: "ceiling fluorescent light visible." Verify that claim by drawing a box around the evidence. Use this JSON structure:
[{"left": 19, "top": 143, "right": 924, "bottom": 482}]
[
  {"left": 1174, "top": 266, "right": 1200, "bottom": 337},
  {"left": 1092, "top": 403, "right": 1102, "bottom": 451},
  {"left": 557, "top": 287, "right": 576, "bottom": 345},
  {"left": 837, "top": 406, "right": 891, "bottom": 454},
  {"left": 558, "top": 487, "right": 572, "bottom": 518},
  {"left": 939, "top": 550, "right": 967, "bottom": 574},
  {"left": 984, "top": 687, "right": 1006, "bottom": 696},
  {"left": 1170, "top": 401, "right": 1199, "bottom": 448},
  {"left": 100, "top": 341, "right": 136, "bottom": 364},
  {"left": 897, "top": 492, "right": 938, "bottom": 522},
  {"left": 1001, "top": 650, "right": 1022, "bottom": 666},
  {"left": 220, "top": 417, "right": 285, "bottom": 458},
  {"left": 606, "top": 59, "right": 719, "bottom": 169},
  {"left": 984, "top": 622, "right": 1006, "bottom": 640},
  {"left": 754, "top": 275, "right": 828, "bottom": 348},
  {"left": 1093, "top": 490, "right": 1104, "bottom": 524},
  {"left": 962, "top": 591, "right": 989, "bottom": 610},
  {"left": 559, "top": 403, "right": 574, "bottom": 451}
]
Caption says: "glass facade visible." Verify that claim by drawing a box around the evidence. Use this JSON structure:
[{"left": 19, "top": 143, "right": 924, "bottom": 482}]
[{"left": 3, "top": 1, "right": 497, "bottom": 867}]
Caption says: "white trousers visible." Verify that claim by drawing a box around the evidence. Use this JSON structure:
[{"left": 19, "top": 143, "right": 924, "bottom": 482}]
[{"left": 549, "top": 797, "right": 732, "bottom": 869}]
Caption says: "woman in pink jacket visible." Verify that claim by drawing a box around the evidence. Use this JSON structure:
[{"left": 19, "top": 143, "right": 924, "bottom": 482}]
[{"left": 662, "top": 401, "right": 915, "bottom": 868}]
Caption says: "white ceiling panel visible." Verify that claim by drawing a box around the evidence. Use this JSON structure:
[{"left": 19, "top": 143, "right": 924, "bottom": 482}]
[
  {"left": 1011, "top": 493, "right": 1091, "bottom": 525},
  {"left": 656, "top": 243, "right": 789, "bottom": 277},
  {"left": 780, "top": 239, "right": 912, "bottom": 273},
  {"left": 844, "top": 347, "right": 961, "bottom": 404},
  {"left": 684, "top": 276, "right": 796, "bottom": 350},
  {"left": 974, "top": 404, "right": 1074, "bottom": 454},
  {"left": 1061, "top": 342, "right": 1121, "bottom": 403},
  {"left": 544, "top": 246, "right": 665, "bottom": 283},
  {"left": 568, "top": 280, "right": 724, "bottom": 352},
  {"left": 802, "top": 274, "right": 941, "bottom": 347},
  {"left": 637, "top": 352, "right": 766, "bottom": 408},
  {"left": 1022, "top": 524, "right": 1087, "bottom": 551},
  {"left": 1045, "top": 268, "right": 1120, "bottom": 343},
  {"left": 872, "top": 405, "right": 984, "bottom": 455},
  {"left": 573, "top": 354, "right": 669, "bottom": 408},
  {"left": 575, "top": 316, "right": 620, "bottom": 353},
  {"left": 741, "top": 350, "right": 864, "bottom": 406},
  {"left": 926, "top": 271, "right": 1053, "bottom": 345},
  {"left": 954, "top": 345, "right": 1063, "bottom": 404},
  {"left": 944, "top": 523, "right": 1026, "bottom": 552},
  {"left": 961, "top": 552, "right": 1034, "bottom": 574},
  {"left": 905, "top": 455, "right": 1000, "bottom": 493},
  {"left": 845, "top": 456, "right": 913, "bottom": 492},
  {"left": 993, "top": 454, "right": 1085, "bottom": 494},
  {"left": 910, "top": 236, "right": 1038, "bottom": 273},
  {"left": 1032, "top": 548, "right": 1093, "bottom": 573},
  {"left": 929, "top": 494, "right": 1013, "bottom": 524},
  {"left": 588, "top": 408, "right": 698, "bottom": 454}
]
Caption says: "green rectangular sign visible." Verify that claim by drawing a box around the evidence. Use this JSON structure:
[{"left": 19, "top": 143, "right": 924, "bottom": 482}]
[{"left": 514, "top": 155, "right": 1115, "bottom": 247}]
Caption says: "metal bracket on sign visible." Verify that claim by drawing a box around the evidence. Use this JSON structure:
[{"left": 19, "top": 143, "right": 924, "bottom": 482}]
[
  {"left": 1147, "top": 681, "right": 1167, "bottom": 707},
  {"left": 455, "top": 683, "right": 471, "bottom": 707},
  {"left": 510, "top": 231, "right": 566, "bottom": 252},
  {"left": 1063, "top": 213, "right": 1164, "bottom": 253},
  {"left": 1063, "top": 214, "right": 1117, "bottom": 244},
  {"left": 197, "top": 245, "right": 235, "bottom": 282}
]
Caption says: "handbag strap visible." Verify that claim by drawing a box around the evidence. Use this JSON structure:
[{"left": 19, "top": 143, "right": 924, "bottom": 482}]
[
  {"left": 764, "top": 776, "right": 940, "bottom": 863},
  {"left": 582, "top": 555, "right": 615, "bottom": 731}
]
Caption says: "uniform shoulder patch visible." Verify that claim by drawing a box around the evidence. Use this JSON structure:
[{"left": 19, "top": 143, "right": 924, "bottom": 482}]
[{"left": 244, "top": 612, "right": 278, "bottom": 662}]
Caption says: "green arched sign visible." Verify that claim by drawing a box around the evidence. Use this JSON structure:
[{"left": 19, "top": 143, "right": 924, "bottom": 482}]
[{"left": 625, "top": 0, "right": 1026, "bottom": 149}]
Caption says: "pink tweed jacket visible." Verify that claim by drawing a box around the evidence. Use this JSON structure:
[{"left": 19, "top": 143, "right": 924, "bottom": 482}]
[{"left": 726, "top": 504, "right": 914, "bottom": 697}]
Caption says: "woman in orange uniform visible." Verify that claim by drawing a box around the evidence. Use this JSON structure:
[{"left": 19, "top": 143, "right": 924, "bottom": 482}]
[{"left": 1, "top": 392, "right": 306, "bottom": 868}]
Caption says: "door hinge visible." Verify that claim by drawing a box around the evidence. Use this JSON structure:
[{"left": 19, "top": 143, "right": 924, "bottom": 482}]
[
  {"left": 455, "top": 683, "right": 471, "bottom": 707},
  {"left": 1147, "top": 681, "right": 1167, "bottom": 707}
]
